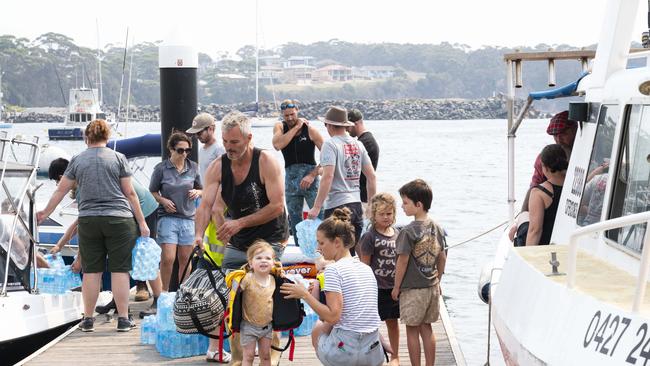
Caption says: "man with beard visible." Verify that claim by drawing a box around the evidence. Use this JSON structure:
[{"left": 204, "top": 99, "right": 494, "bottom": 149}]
[
  {"left": 186, "top": 112, "right": 225, "bottom": 184},
  {"left": 194, "top": 110, "right": 288, "bottom": 365}
]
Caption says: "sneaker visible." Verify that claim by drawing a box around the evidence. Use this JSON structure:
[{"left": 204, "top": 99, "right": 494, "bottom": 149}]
[
  {"left": 79, "top": 317, "right": 95, "bottom": 332},
  {"left": 117, "top": 316, "right": 136, "bottom": 332},
  {"left": 95, "top": 298, "right": 116, "bottom": 314},
  {"left": 135, "top": 282, "right": 150, "bottom": 302},
  {"left": 206, "top": 349, "right": 232, "bottom": 363}
]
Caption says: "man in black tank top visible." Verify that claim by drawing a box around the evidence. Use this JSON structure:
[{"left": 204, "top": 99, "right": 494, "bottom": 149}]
[
  {"left": 272, "top": 99, "right": 324, "bottom": 245},
  {"left": 194, "top": 110, "right": 288, "bottom": 365}
]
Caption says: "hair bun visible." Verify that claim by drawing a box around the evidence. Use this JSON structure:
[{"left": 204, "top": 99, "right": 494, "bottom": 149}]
[{"left": 331, "top": 207, "right": 352, "bottom": 223}]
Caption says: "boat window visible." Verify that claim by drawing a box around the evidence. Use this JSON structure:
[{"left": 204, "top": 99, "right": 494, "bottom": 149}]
[
  {"left": 97, "top": 113, "right": 106, "bottom": 120},
  {"left": 74, "top": 114, "right": 80, "bottom": 122},
  {"left": 606, "top": 105, "right": 650, "bottom": 253},
  {"left": 87, "top": 113, "right": 92, "bottom": 121},
  {"left": 577, "top": 104, "right": 619, "bottom": 226}
]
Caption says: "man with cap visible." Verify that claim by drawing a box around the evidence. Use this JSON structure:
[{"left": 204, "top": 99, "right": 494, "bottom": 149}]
[
  {"left": 186, "top": 112, "right": 225, "bottom": 184},
  {"left": 530, "top": 110, "right": 578, "bottom": 186},
  {"left": 272, "top": 99, "right": 324, "bottom": 245},
  {"left": 307, "top": 106, "right": 376, "bottom": 249},
  {"left": 347, "top": 108, "right": 379, "bottom": 205}
]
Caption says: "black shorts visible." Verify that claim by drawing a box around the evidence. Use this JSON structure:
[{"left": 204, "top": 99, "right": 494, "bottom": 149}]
[
  {"left": 378, "top": 288, "right": 400, "bottom": 321},
  {"left": 324, "top": 202, "right": 363, "bottom": 253}
]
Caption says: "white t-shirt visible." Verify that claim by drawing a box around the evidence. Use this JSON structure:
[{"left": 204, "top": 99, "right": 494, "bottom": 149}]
[
  {"left": 320, "top": 134, "right": 372, "bottom": 209},
  {"left": 198, "top": 142, "right": 225, "bottom": 185},
  {"left": 323, "top": 256, "right": 380, "bottom": 333}
]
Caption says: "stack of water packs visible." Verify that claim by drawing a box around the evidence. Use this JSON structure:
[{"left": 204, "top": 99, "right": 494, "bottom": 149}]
[
  {"left": 144, "top": 292, "right": 213, "bottom": 358},
  {"left": 295, "top": 219, "right": 322, "bottom": 258},
  {"left": 130, "top": 237, "right": 161, "bottom": 281},
  {"left": 31, "top": 254, "right": 82, "bottom": 294}
]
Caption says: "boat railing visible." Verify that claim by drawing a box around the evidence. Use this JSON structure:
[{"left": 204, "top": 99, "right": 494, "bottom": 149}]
[
  {"left": 567, "top": 211, "right": 650, "bottom": 313},
  {"left": 0, "top": 134, "right": 42, "bottom": 296}
]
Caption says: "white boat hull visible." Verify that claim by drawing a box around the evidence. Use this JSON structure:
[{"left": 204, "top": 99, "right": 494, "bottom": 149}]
[
  {"left": 0, "top": 290, "right": 82, "bottom": 343},
  {"left": 491, "top": 237, "right": 650, "bottom": 365}
]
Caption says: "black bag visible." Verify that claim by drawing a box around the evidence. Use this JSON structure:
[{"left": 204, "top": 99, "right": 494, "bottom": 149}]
[
  {"left": 230, "top": 275, "right": 305, "bottom": 360},
  {"left": 173, "top": 247, "right": 229, "bottom": 339}
]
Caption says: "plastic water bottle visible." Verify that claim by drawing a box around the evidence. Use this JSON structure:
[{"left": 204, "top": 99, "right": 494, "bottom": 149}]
[
  {"left": 43, "top": 253, "right": 65, "bottom": 269},
  {"left": 131, "top": 237, "right": 161, "bottom": 281},
  {"left": 141, "top": 315, "right": 157, "bottom": 345},
  {"left": 295, "top": 219, "right": 322, "bottom": 258},
  {"left": 156, "top": 292, "right": 176, "bottom": 332}
]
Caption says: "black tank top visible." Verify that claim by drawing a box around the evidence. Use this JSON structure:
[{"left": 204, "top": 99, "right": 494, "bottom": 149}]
[
  {"left": 280, "top": 122, "right": 316, "bottom": 168},
  {"left": 221, "top": 148, "right": 289, "bottom": 250},
  {"left": 534, "top": 183, "right": 563, "bottom": 245}
]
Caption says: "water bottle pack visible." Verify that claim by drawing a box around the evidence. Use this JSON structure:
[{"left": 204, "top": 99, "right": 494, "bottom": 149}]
[
  {"left": 43, "top": 253, "right": 65, "bottom": 269},
  {"left": 130, "top": 236, "right": 161, "bottom": 281},
  {"left": 292, "top": 299, "right": 318, "bottom": 337},
  {"left": 31, "top": 265, "right": 81, "bottom": 294},
  {"left": 149, "top": 291, "right": 210, "bottom": 358},
  {"left": 141, "top": 315, "right": 157, "bottom": 345},
  {"left": 295, "top": 219, "right": 322, "bottom": 258}
]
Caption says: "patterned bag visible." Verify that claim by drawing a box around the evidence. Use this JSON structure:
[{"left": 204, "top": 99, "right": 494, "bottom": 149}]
[{"left": 173, "top": 247, "right": 229, "bottom": 337}]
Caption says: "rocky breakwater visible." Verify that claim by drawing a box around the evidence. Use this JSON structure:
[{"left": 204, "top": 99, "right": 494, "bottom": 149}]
[{"left": 199, "top": 96, "right": 547, "bottom": 120}]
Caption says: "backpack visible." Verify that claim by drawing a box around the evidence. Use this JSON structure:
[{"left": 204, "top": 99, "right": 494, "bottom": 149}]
[
  {"left": 173, "top": 247, "right": 229, "bottom": 339},
  {"left": 226, "top": 271, "right": 305, "bottom": 361}
]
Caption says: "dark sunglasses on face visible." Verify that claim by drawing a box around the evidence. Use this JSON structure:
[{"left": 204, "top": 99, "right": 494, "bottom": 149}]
[
  {"left": 175, "top": 148, "right": 192, "bottom": 154},
  {"left": 280, "top": 103, "right": 296, "bottom": 110}
]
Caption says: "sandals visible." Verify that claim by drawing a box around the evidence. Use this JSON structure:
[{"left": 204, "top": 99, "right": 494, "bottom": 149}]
[{"left": 206, "top": 349, "right": 232, "bottom": 363}]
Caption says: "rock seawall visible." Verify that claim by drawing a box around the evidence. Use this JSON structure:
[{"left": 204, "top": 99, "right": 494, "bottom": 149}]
[{"left": 10, "top": 96, "right": 547, "bottom": 122}]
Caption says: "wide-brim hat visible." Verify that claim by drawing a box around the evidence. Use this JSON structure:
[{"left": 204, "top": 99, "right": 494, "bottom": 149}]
[{"left": 318, "top": 106, "right": 355, "bottom": 127}]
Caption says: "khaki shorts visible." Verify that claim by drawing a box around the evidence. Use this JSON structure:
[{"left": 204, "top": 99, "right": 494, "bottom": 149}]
[{"left": 399, "top": 286, "right": 440, "bottom": 326}]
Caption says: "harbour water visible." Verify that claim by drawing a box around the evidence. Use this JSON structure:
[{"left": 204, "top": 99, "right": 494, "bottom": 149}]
[{"left": 23, "top": 118, "right": 550, "bottom": 365}]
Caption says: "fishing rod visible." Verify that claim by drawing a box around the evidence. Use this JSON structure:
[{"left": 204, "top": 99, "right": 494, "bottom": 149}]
[{"left": 116, "top": 27, "right": 129, "bottom": 130}]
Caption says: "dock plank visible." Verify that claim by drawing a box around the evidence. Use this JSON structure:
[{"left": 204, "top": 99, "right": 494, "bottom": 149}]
[{"left": 26, "top": 296, "right": 464, "bottom": 365}]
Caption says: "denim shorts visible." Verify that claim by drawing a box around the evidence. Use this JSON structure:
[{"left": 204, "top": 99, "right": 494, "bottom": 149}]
[
  {"left": 316, "top": 327, "right": 384, "bottom": 366},
  {"left": 156, "top": 216, "right": 194, "bottom": 245}
]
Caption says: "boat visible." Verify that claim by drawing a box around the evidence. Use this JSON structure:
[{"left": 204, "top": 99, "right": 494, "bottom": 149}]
[
  {"left": 479, "top": 0, "right": 650, "bottom": 364},
  {"left": 0, "top": 69, "right": 12, "bottom": 129},
  {"left": 0, "top": 131, "right": 83, "bottom": 365},
  {"left": 47, "top": 87, "right": 110, "bottom": 140}
]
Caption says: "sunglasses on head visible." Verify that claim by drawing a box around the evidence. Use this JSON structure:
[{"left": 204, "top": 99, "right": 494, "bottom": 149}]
[
  {"left": 280, "top": 103, "right": 296, "bottom": 110},
  {"left": 175, "top": 148, "right": 192, "bottom": 154}
]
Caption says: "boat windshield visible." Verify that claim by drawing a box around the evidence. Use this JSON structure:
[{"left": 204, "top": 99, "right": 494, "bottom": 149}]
[
  {"left": 0, "top": 174, "right": 32, "bottom": 270},
  {"left": 606, "top": 105, "right": 650, "bottom": 253}
]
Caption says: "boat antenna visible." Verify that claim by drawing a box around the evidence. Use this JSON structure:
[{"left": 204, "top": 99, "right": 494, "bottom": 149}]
[
  {"left": 52, "top": 63, "right": 68, "bottom": 106},
  {"left": 116, "top": 27, "right": 129, "bottom": 126},
  {"left": 255, "top": 0, "right": 260, "bottom": 111}
]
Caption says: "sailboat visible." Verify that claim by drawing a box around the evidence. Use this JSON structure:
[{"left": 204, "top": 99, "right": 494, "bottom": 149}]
[{"left": 248, "top": 0, "right": 280, "bottom": 128}]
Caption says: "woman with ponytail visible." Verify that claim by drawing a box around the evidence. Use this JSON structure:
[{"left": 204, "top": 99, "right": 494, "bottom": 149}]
[
  {"left": 280, "top": 207, "right": 385, "bottom": 366},
  {"left": 527, "top": 144, "right": 568, "bottom": 245}
]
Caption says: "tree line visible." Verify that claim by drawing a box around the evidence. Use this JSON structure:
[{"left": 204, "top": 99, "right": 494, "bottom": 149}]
[{"left": 0, "top": 33, "right": 597, "bottom": 107}]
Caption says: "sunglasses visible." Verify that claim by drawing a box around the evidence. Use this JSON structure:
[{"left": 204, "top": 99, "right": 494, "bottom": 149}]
[
  {"left": 280, "top": 103, "right": 296, "bottom": 110},
  {"left": 175, "top": 148, "right": 192, "bottom": 154}
]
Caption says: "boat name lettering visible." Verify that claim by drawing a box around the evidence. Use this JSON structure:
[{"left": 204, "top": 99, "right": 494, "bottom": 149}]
[
  {"left": 571, "top": 166, "right": 586, "bottom": 196},
  {"left": 565, "top": 199, "right": 579, "bottom": 218},
  {"left": 581, "top": 310, "right": 650, "bottom": 363}
]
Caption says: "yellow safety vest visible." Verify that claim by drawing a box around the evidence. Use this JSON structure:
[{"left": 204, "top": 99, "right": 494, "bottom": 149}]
[{"left": 203, "top": 221, "right": 225, "bottom": 266}]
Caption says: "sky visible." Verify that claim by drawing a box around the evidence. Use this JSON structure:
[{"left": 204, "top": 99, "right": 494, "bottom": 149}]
[{"left": 1, "top": 0, "right": 647, "bottom": 59}]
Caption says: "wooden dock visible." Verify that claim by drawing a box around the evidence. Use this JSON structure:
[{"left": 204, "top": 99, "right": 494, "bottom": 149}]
[{"left": 23, "top": 296, "right": 465, "bottom": 365}]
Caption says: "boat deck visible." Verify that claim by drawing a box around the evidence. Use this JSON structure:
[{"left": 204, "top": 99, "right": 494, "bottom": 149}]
[
  {"left": 24, "top": 295, "right": 465, "bottom": 365},
  {"left": 516, "top": 245, "right": 650, "bottom": 314}
]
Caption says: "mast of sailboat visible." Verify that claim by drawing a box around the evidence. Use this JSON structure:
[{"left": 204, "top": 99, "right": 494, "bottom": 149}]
[
  {"left": 125, "top": 36, "right": 135, "bottom": 137},
  {"left": 255, "top": 0, "right": 260, "bottom": 111},
  {"left": 96, "top": 19, "right": 103, "bottom": 106},
  {"left": 116, "top": 27, "right": 129, "bottom": 125}
]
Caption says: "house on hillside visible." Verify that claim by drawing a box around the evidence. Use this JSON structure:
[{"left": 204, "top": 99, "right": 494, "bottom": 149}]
[
  {"left": 281, "top": 65, "right": 315, "bottom": 85},
  {"left": 259, "top": 55, "right": 284, "bottom": 68},
  {"left": 283, "top": 56, "right": 316, "bottom": 68},
  {"left": 259, "top": 65, "right": 283, "bottom": 84},
  {"left": 314, "top": 64, "right": 353, "bottom": 82},
  {"left": 352, "top": 66, "right": 397, "bottom": 80}
]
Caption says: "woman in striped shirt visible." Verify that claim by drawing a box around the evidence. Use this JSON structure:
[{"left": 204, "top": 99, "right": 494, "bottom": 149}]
[{"left": 281, "top": 208, "right": 385, "bottom": 366}]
